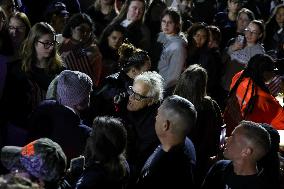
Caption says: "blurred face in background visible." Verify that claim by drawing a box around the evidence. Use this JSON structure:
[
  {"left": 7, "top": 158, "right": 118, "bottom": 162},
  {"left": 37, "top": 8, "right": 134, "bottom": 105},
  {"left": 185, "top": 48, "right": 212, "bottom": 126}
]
[
  {"left": 237, "top": 12, "right": 251, "bottom": 33},
  {"left": 276, "top": 7, "right": 284, "bottom": 27},
  {"left": 193, "top": 28, "right": 208, "bottom": 48},
  {"left": 178, "top": 0, "right": 192, "bottom": 16},
  {"left": 8, "top": 16, "right": 26, "bottom": 46},
  {"left": 126, "top": 0, "right": 144, "bottom": 23},
  {"left": 107, "top": 30, "right": 124, "bottom": 50},
  {"left": 71, "top": 23, "right": 92, "bottom": 42},
  {"left": 228, "top": 0, "right": 242, "bottom": 14},
  {"left": 51, "top": 14, "right": 69, "bottom": 34},
  {"left": 1, "top": 0, "right": 16, "bottom": 18}
]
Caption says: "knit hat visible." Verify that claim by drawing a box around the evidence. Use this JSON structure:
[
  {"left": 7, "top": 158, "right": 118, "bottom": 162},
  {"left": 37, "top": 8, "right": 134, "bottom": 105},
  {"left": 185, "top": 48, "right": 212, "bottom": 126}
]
[
  {"left": 56, "top": 70, "right": 93, "bottom": 107},
  {"left": 1, "top": 138, "right": 67, "bottom": 182}
]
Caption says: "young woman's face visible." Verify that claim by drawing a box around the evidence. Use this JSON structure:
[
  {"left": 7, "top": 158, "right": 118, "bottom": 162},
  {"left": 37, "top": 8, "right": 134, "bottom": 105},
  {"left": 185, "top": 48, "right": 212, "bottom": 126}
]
[
  {"left": 275, "top": 7, "right": 284, "bottom": 26},
  {"left": 35, "top": 34, "right": 55, "bottom": 60},
  {"left": 126, "top": 0, "right": 144, "bottom": 23},
  {"left": 227, "top": 0, "right": 241, "bottom": 14},
  {"left": 244, "top": 23, "right": 262, "bottom": 44},
  {"left": 193, "top": 29, "right": 208, "bottom": 48},
  {"left": 161, "top": 15, "right": 178, "bottom": 35},
  {"left": 71, "top": 23, "right": 92, "bottom": 42},
  {"left": 8, "top": 17, "right": 27, "bottom": 45},
  {"left": 107, "top": 30, "right": 124, "bottom": 50},
  {"left": 237, "top": 12, "right": 251, "bottom": 33}
]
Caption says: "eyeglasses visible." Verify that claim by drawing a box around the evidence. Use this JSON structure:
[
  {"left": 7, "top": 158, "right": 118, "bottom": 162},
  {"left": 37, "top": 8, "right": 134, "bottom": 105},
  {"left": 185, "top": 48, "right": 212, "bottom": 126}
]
[
  {"left": 244, "top": 28, "right": 260, "bottom": 36},
  {"left": 8, "top": 25, "right": 26, "bottom": 32},
  {"left": 37, "top": 40, "right": 56, "bottom": 49},
  {"left": 127, "top": 86, "right": 151, "bottom": 101}
]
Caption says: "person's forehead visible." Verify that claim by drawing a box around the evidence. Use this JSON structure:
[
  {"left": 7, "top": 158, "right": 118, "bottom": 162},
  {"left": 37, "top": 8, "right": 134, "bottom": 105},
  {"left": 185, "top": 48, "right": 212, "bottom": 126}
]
[
  {"left": 129, "top": 0, "right": 144, "bottom": 8},
  {"left": 133, "top": 80, "right": 149, "bottom": 93},
  {"left": 247, "top": 23, "right": 259, "bottom": 30}
]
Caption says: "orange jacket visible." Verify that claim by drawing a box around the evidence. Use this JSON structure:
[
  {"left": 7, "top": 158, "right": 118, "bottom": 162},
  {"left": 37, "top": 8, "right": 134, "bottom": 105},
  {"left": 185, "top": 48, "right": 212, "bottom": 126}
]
[{"left": 231, "top": 71, "right": 284, "bottom": 130}]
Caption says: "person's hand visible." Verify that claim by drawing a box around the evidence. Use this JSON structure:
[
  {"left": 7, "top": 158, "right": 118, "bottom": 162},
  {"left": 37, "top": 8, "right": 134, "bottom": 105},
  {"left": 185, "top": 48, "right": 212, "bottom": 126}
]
[
  {"left": 231, "top": 40, "right": 244, "bottom": 51},
  {"left": 114, "top": 92, "right": 127, "bottom": 104}
]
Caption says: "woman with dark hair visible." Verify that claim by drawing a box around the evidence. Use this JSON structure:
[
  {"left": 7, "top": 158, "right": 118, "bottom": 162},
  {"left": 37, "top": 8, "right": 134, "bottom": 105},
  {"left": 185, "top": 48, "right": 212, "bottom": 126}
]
[
  {"left": 264, "top": 4, "right": 284, "bottom": 59},
  {"left": 174, "top": 64, "right": 223, "bottom": 188},
  {"left": 186, "top": 22, "right": 210, "bottom": 67},
  {"left": 60, "top": 13, "right": 103, "bottom": 86},
  {"left": 224, "top": 53, "right": 284, "bottom": 135},
  {"left": 86, "top": 0, "right": 117, "bottom": 37},
  {"left": 98, "top": 24, "right": 125, "bottom": 78},
  {"left": 0, "top": 22, "right": 63, "bottom": 145},
  {"left": 105, "top": 0, "right": 151, "bottom": 51},
  {"left": 76, "top": 116, "right": 129, "bottom": 189},
  {"left": 86, "top": 42, "right": 151, "bottom": 120}
]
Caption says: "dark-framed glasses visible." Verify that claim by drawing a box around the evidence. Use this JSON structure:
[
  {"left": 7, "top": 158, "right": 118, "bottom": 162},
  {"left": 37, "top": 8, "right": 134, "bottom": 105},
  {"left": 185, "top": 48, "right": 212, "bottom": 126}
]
[
  {"left": 127, "top": 86, "right": 151, "bottom": 101},
  {"left": 37, "top": 40, "right": 56, "bottom": 49}
]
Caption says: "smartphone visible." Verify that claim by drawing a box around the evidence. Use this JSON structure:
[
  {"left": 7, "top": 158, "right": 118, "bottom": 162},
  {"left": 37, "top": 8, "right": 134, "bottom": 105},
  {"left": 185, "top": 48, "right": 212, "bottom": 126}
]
[
  {"left": 219, "top": 124, "right": 227, "bottom": 150},
  {"left": 236, "top": 35, "right": 245, "bottom": 44},
  {"left": 70, "top": 155, "right": 85, "bottom": 174}
]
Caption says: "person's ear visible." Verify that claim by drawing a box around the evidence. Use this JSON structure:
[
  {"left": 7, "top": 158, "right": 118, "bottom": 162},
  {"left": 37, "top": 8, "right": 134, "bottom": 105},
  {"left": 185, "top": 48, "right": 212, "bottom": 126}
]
[
  {"left": 147, "top": 98, "right": 155, "bottom": 106},
  {"left": 163, "top": 120, "right": 170, "bottom": 131},
  {"left": 241, "top": 147, "right": 253, "bottom": 158}
]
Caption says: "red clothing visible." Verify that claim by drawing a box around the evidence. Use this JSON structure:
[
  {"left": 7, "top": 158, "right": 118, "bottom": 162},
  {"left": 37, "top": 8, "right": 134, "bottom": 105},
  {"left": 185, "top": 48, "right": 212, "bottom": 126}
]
[
  {"left": 59, "top": 38, "right": 103, "bottom": 86},
  {"left": 230, "top": 71, "right": 284, "bottom": 130}
]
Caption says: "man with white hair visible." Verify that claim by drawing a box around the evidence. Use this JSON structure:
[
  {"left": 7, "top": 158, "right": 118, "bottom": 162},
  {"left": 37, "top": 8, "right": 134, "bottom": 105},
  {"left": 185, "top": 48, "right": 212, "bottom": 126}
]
[{"left": 123, "top": 71, "right": 164, "bottom": 185}]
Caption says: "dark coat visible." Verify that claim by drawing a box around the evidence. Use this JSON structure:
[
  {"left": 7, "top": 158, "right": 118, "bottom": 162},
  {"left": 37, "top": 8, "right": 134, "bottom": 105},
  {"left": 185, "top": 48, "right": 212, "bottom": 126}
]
[
  {"left": 27, "top": 100, "right": 91, "bottom": 161},
  {"left": 75, "top": 160, "right": 129, "bottom": 189},
  {"left": 124, "top": 103, "right": 160, "bottom": 175},
  {"left": 136, "top": 138, "right": 196, "bottom": 189}
]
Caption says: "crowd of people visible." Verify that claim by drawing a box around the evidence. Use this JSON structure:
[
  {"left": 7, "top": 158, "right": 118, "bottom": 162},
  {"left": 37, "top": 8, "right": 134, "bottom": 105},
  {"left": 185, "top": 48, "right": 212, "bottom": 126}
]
[{"left": 1, "top": 0, "right": 284, "bottom": 188}]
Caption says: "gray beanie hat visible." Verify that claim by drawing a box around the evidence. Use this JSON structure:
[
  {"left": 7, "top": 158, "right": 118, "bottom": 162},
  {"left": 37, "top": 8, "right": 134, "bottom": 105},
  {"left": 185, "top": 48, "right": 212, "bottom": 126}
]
[{"left": 56, "top": 70, "right": 93, "bottom": 107}]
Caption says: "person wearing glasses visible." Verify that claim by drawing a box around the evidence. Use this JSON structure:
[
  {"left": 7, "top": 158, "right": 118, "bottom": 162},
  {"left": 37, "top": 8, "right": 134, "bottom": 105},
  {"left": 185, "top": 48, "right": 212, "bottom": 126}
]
[
  {"left": 123, "top": 71, "right": 164, "bottom": 187},
  {"left": 7, "top": 12, "right": 31, "bottom": 61},
  {"left": 85, "top": 42, "right": 151, "bottom": 123},
  {"left": 221, "top": 19, "right": 265, "bottom": 94},
  {"left": 0, "top": 22, "right": 63, "bottom": 146}
]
